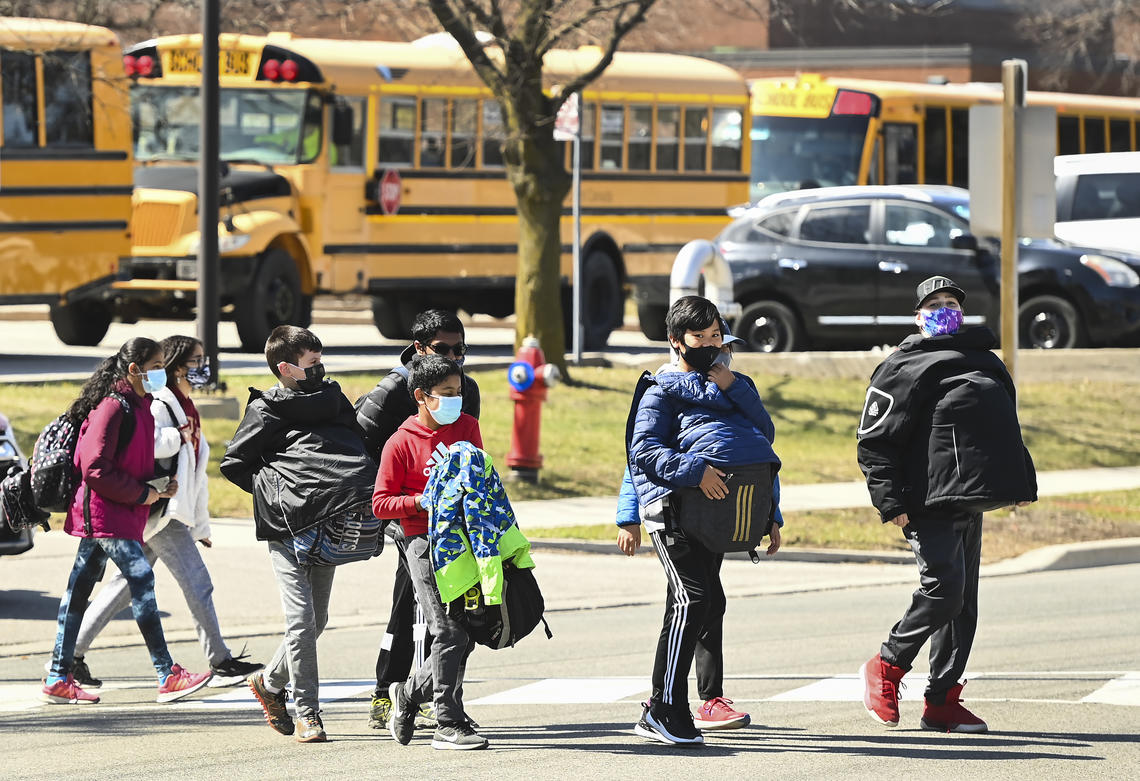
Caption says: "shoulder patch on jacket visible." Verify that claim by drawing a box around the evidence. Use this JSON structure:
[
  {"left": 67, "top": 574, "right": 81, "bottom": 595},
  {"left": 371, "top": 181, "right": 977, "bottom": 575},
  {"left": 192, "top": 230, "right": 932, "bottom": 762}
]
[{"left": 858, "top": 386, "right": 895, "bottom": 435}]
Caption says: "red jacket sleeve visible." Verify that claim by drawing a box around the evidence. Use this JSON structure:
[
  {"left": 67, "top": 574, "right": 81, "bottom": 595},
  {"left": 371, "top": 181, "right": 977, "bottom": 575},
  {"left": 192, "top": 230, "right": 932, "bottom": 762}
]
[
  {"left": 372, "top": 437, "right": 419, "bottom": 520},
  {"left": 79, "top": 401, "right": 148, "bottom": 505}
]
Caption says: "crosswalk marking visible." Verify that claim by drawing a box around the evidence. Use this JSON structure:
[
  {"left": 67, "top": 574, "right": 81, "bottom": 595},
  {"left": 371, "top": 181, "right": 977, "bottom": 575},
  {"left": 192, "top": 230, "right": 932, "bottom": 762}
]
[
  {"left": 468, "top": 677, "right": 651, "bottom": 706},
  {"left": 1081, "top": 672, "right": 1140, "bottom": 706},
  {"left": 765, "top": 674, "right": 925, "bottom": 702}
]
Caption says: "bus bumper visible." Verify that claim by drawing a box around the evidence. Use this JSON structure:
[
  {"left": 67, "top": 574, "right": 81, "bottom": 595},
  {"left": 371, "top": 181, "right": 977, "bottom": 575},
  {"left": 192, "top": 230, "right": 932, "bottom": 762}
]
[{"left": 114, "top": 256, "right": 258, "bottom": 297}]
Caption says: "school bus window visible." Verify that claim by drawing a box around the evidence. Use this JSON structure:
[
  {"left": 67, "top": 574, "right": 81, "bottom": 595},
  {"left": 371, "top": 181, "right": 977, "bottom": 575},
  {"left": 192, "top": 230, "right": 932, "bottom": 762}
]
[
  {"left": 656, "top": 106, "right": 679, "bottom": 171},
  {"left": 450, "top": 98, "right": 476, "bottom": 168},
  {"left": 627, "top": 105, "right": 650, "bottom": 170},
  {"left": 1058, "top": 115, "right": 1080, "bottom": 155},
  {"left": 600, "top": 104, "right": 624, "bottom": 169},
  {"left": 580, "top": 101, "right": 597, "bottom": 169},
  {"left": 950, "top": 108, "right": 968, "bottom": 187},
  {"left": 297, "top": 93, "right": 323, "bottom": 163},
  {"left": 1, "top": 50, "right": 39, "bottom": 147},
  {"left": 378, "top": 95, "right": 415, "bottom": 166},
  {"left": 43, "top": 51, "right": 94, "bottom": 147},
  {"left": 684, "top": 106, "right": 708, "bottom": 172},
  {"left": 1084, "top": 116, "right": 1107, "bottom": 154},
  {"left": 711, "top": 107, "right": 742, "bottom": 171},
  {"left": 334, "top": 97, "right": 366, "bottom": 168},
  {"left": 482, "top": 99, "right": 505, "bottom": 167},
  {"left": 419, "top": 97, "right": 445, "bottom": 167},
  {"left": 1110, "top": 118, "right": 1132, "bottom": 152},
  {"left": 923, "top": 106, "right": 948, "bottom": 184}
]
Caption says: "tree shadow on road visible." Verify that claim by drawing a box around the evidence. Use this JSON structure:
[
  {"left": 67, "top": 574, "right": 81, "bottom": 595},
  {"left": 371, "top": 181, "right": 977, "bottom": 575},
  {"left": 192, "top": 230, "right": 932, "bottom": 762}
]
[{"left": 0, "top": 589, "right": 62, "bottom": 620}]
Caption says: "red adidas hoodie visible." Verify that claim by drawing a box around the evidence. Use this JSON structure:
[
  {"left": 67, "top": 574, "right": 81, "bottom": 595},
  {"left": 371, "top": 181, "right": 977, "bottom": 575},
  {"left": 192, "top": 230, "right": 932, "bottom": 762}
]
[{"left": 372, "top": 412, "right": 483, "bottom": 536}]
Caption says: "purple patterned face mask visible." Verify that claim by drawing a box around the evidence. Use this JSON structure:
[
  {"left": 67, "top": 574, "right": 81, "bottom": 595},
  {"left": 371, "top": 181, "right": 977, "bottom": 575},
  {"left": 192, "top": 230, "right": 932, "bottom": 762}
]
[{"left": 919, "top": 306, "right": 964, "bottom": 337}]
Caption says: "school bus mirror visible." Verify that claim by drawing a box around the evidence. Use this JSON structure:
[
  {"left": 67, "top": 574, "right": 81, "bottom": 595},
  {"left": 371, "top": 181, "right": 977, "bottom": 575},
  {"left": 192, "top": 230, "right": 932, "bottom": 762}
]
[
  {"left": 364, "top": 175, "right": 380, "bottom": 202},
  {"left": 332, "top": 102, "right": 354, "bottom": 147}
]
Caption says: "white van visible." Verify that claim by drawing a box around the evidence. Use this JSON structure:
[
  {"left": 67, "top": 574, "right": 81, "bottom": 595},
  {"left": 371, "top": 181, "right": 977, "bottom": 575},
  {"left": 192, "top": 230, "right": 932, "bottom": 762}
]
[{"left": 1054, "top": 152, "right": 1140, "bottom": 256}]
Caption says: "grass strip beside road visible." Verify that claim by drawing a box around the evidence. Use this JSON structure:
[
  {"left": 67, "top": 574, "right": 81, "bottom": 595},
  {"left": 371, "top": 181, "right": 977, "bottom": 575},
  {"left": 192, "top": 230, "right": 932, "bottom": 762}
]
[{"left": 1, "top": 366, "right": 1138, "bottom": 556}]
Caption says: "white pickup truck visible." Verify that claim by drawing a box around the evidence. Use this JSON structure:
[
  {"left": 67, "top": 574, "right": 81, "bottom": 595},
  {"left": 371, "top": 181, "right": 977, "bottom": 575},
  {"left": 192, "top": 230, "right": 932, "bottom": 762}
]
[{"left": 1054, "top": 152, "right": 1140, "bottom": 256}]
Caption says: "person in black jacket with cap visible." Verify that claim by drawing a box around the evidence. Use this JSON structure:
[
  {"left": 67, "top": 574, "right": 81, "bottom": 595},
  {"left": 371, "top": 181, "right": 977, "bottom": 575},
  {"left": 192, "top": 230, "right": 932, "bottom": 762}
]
[{"left": 857, "top": 276, "right": 1037, "bottom": 734}]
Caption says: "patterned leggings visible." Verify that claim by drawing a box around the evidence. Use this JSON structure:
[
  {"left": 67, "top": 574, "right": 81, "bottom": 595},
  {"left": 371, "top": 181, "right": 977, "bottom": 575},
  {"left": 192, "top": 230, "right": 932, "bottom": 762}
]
[{"left": 50, "top": 537, "right": 174, "bottom": 682}]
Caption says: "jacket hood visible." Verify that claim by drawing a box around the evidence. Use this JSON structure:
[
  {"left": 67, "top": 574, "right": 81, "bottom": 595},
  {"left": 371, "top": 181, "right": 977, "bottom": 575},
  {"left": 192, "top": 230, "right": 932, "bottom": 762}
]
[
  {"left": 654, "top": 370, "right": 734, "bottom": 411},
  {"left": 247, "top": 380, "right": 348, "bottom": 424},
  {"left": 897, "top": 326, "right": 998, "bottom": 353},
  {"left": 399, "top": 342, "right": 417, "bottom": 367}
]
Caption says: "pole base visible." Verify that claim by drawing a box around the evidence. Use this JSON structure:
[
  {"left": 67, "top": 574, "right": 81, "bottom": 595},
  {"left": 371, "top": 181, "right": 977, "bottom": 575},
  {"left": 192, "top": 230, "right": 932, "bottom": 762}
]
[{"left": 506, "top": 467, "right": 540, "bottom": 484}]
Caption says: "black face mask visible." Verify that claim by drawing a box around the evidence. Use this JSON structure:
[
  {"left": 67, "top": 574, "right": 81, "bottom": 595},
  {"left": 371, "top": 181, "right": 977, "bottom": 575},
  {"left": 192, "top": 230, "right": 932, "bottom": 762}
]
[
  {"left": 679, "top": 344, "right": 720, "bottom": 373},
  {"left": 294, "top": 363, "right": 326, "bottom": 393}
]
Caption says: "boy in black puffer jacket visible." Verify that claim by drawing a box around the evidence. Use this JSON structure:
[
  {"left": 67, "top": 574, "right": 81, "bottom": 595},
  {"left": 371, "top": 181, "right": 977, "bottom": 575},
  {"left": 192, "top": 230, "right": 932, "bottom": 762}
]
[
  {"left": 221, "top": 326, "right": 376, "bottom": 743},
  {"left": 857, "top": 276, "right": 1037, "bottom": 735}
]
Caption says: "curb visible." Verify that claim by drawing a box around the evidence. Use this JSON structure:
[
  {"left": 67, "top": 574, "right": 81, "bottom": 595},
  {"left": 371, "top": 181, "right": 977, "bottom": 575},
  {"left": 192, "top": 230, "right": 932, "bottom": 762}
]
[{"left": 528, "top": 537, "right": 916, "bottom": 565}]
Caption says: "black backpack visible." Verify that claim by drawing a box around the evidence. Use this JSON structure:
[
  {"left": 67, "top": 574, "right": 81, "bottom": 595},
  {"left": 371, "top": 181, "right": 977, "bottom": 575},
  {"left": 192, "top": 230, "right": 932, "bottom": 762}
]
[
  {"left": 30, "top": 392, "right": 135, "bottom": 513},
  {"left": 448, "top": 561, "right": 552, "bottom": 650}
]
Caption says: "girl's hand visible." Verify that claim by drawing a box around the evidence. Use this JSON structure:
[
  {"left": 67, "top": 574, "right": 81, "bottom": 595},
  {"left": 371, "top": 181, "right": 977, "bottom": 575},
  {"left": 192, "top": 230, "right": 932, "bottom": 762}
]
[{"left": 699, "top": 466, "right": 729, "bottom": 500}]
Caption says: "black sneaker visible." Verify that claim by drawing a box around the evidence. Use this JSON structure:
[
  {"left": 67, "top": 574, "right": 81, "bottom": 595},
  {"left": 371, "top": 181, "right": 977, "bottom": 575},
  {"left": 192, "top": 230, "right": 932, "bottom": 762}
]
[
  {"left": 388, "top": 682, "right": 416, "bottom": 745},
  {"left": 431, "top": 720, "right": 488, "bottom": 751},
  {"left": 71, "top": 656, "right": 102, "bottom": 688},
  {"left": 634, "top": 701, "right": 704, "bottom": 745},
  {"left": 249, "top": 675, "right": 294, "bottom": 736},
  {"left": 208, "top": 654, "right": 265, "bottom": 687}
]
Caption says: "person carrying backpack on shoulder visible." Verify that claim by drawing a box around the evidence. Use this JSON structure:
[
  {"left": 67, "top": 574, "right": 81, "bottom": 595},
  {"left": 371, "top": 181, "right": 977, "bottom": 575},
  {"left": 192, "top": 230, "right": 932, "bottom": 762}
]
[{"left": 42, "top": 338, "right": 213, "bottom": 706}]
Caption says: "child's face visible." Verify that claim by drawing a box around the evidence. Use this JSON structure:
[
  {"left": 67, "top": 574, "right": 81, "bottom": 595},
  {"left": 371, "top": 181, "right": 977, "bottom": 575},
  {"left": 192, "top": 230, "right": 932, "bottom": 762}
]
[
  {"left": 670, "top": 324, "right": 723, "bottom": 353},
  {"left": 415, "top": 374, "right": 463, "bottom": 428},
  {"left": 914, "top": 293, "right": 964, "bottom": 328},
  {"left": 278, "top": 349, "right": 322, "bottom": 390}
]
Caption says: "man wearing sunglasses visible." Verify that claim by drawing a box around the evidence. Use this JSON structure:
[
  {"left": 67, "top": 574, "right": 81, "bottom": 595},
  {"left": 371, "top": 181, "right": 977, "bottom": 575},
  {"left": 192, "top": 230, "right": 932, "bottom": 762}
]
[{"left": 354, "top": 308, "right": 481, "bottom": 732}]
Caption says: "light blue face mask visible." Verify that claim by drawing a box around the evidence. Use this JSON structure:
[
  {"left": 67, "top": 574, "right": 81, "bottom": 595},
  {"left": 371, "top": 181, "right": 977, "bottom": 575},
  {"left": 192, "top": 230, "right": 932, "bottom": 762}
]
[
  {"left": 139, "top": 368, "right": 166, "bottom": 394},
  {"left": 425, "top": 393, "right": 462, "bottom": 425}
]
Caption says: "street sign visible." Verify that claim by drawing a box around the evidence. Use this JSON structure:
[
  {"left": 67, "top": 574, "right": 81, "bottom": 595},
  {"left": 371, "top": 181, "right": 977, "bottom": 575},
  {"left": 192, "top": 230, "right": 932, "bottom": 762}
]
[
  {"left": 379, "top": 168, "right": 402, "bottom": 215},
  {"left": 968, "top": 104, "right": 1056, "bottom": 240},
  {"left": 554, "top": 92, "right": 580, "bottom": 141}
]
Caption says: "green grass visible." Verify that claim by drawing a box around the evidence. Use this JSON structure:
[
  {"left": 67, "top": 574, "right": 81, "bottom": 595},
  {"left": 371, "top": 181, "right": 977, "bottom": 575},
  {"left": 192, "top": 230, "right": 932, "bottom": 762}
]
[{"left": 3, "top": 367, "right": 1139, "bottom": 537}]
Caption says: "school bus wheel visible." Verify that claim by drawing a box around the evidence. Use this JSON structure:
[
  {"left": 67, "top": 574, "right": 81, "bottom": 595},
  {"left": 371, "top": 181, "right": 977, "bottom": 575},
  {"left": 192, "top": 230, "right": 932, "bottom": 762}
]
[
  {"left": 370, "top": 293, "right": 418, "bottom": 341},
  {"left": 50, "top": 300, "right": 113, "bottom": 347},
  {"left": 579, "top": 250, "right": 623, "bottom": 350},
  {"left": 234, "top": 249, "right": 309, "bottom": 352}
]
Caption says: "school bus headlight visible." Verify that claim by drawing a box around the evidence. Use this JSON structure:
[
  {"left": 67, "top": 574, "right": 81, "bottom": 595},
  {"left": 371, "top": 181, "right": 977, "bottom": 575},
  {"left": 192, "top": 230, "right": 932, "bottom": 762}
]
[
  {"left": 1081, "top": 255, "right": 1140, "bottom": 288},
  {"left": 188, "top": 233, "right": 252, "bottom": 255}
]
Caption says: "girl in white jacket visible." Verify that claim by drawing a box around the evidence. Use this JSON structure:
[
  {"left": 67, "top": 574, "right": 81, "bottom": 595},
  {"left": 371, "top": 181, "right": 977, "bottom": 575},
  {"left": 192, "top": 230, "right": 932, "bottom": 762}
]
[{"left": 65, "top": 336, "right": 263, "bottom": 687}]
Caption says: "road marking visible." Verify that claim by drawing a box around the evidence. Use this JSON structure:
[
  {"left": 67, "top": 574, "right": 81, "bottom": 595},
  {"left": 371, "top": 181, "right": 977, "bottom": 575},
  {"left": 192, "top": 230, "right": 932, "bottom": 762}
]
[
  {"left": 1081, "top": 672, "right": 1140, "bottom": 706},
  {"left": 468, "top": 677, "right": 651, "bottom": 706},
  {"left": 766, "top": 674, "right": 924, "bottom": 702}
]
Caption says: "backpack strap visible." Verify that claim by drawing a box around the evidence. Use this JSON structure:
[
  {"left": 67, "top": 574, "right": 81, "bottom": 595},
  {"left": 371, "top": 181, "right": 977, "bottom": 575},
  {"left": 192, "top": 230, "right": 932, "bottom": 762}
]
[
  {"left": 108, "top": 392, "right": 136, "bottom": 455},
  {"left": 155, "top": 398, "right": 181, "bottom": 476},
  {"left": 390, "top": 365, "right": 410, "bottom": 381}
]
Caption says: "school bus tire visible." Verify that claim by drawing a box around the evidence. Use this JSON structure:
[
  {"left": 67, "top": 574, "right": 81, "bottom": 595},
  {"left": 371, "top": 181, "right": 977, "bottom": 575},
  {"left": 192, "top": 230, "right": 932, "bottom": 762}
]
[
  {"left": 50, "top": 300, "right": 113, "bottom": 347},
  {"left": 637, "top": 303, "right": 668, "bottom": 342},
  {"left": 234, "top": 249, "right": 306, "bottom": 352},
  {"left": 580, "top": 250, "right": 623, "bottom": 350},
  {"left": 370, "top": 294, "right": 416, "bottom": 341}
]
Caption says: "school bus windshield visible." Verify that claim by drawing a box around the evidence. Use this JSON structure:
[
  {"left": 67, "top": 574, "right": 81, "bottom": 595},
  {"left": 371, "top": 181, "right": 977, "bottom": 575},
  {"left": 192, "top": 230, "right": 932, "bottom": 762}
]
[
  {"left": 750, "top": 115, "right": 869, "bottom": 200},
  {"left": 131, "top": 85, "right": 316, "bottom": 164}
]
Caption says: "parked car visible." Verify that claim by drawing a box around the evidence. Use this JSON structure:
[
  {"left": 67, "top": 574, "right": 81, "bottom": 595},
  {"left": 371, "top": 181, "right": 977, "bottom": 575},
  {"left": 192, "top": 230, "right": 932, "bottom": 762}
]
[
  {"left": 715, "top": 185, "right": 1140, "bottom": 351},
  {"left": 0, "top": 412, "right": 35, "bottom": 557},
  {"left": 1054, "top": 152, "right": 1140, "bottom": 258}
]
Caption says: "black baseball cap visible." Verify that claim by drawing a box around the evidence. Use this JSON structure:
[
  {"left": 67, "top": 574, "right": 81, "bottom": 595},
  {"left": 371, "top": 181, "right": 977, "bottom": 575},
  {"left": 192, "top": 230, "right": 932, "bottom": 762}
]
[{"left": 914, "top": 276, "right": 966, "bottom": 310}]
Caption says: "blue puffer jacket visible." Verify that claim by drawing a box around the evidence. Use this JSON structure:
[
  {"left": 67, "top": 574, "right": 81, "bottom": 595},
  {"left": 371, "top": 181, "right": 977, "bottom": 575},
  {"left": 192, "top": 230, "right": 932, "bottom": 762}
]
[{"left": 627, "top": 369, "right": 781, "bottom": 511}]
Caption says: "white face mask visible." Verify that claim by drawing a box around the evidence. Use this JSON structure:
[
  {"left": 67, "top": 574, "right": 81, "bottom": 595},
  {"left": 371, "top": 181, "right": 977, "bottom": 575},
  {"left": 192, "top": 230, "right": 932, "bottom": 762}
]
[{"left": 424, "top": 393, "right": 462, "bottom": 425}]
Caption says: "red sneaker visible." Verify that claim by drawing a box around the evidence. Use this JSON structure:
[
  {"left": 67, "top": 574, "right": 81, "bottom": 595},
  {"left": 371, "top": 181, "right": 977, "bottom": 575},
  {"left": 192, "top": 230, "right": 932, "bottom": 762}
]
[
  {"left": 41, "top": 675, "right": 99, "bottom": 705},
  {"left": 156, "top": 664, "right": 213, "bottom": 703},
  {"left": 693, "top": 696, "right": 751, "bottom": 730},
  {"left": 861, "top": 653, "right": 906, "bottom": 727},
  {"left": 920, "top": 682, "right": 989, "bottom": 733}
]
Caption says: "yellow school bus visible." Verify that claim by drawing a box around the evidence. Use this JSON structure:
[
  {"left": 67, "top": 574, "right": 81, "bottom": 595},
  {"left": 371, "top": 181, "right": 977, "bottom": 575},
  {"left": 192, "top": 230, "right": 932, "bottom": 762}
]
[
  {"left": 749, "top": 73, "right": 1140, "bottom": 202},
  {"left": 118, "top": 32, "right": 750, "bottom": 349},
  {"left": 0, "top": 18, "right": 133, "bottom": 345}
]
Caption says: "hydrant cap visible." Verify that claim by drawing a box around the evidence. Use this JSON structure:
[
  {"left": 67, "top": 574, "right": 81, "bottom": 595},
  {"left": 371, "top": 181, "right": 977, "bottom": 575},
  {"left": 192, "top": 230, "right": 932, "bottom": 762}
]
[
  {"left": 508, "top": 361, "right": 536, "bottom": 392},
  {"left": 521, "top": 336, "right": 541, "bottom": 348}
]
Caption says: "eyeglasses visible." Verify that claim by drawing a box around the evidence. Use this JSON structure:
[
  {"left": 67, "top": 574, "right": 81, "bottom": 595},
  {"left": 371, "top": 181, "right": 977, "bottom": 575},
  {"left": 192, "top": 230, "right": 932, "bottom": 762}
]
[{"left": 426, "top": 342, "right": 467, "bottom": 358}]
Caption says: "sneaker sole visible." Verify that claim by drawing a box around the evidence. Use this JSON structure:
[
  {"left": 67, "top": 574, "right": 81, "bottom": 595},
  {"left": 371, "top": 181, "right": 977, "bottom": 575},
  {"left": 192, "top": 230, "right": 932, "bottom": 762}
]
[
  {"left": 431, "top": 738, "right": 488, "bottom": 750},
  {"left": 694, "top": 713, "right": 751, "bottom": 730},
  {"left": 208, "top": 673, "right": 252, "bottom": 688},
  {"left": 296, "top": 732, "right": 329, "bottom": 743},
  {"left": 157, "top": 673, "right": 213, "bottom": 703},
  {"left": 40, "top": 693, "right": 99, "bottom": 705},
  {"left": 248, "top": 680, "right": 295, "bottom": 736},
  {"left": 920, "top": 718, "right": 988, "bottom": 733},
  {"left": 859, "top": 661, "right": 900, "bottom": 727},
  {"left": 636, "top": 716, "right": 704, "bottom": 745}
]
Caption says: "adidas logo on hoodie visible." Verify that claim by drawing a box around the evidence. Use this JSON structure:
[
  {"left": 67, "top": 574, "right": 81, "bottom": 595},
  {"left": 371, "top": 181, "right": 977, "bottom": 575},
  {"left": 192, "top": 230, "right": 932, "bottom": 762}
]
[{"left": 422, "top": 442, "right": 451, "bottom": 477}]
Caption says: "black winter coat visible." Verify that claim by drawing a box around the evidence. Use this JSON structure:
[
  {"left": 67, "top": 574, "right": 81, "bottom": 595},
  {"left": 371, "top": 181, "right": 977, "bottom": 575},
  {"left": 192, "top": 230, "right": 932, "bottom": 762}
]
[
  {"left": 856, "top": 327, "right": 1037, "bottom": 522},
  {"left": 354, "top": 343, "right": 481, "bottom": 463},
  {"left": 220, "top": 380, "right": 376, "bottom": 541}
]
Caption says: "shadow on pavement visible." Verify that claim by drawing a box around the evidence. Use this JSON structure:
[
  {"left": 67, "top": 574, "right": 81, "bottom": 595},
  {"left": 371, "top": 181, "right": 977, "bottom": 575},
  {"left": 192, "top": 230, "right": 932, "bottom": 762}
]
[{"left": 0, "top": 589, "right": 63, "bottom": 620}]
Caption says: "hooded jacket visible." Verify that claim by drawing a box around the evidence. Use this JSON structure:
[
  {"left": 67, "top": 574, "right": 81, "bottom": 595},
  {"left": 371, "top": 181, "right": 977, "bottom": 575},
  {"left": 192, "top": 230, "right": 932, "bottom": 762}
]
[
  {"left": 220, "top": 380, "right": 376, "bottom": 541},
  {"left": 856, "top": 327, "right": 1038, "bottom": 521},
  {"left": 354, "top": 342, "right": 481, "bottom": 463},
  {"left": 64, "top": 380, "right": 155, "bottom": 541},
  {"left": 146, "top": 385, "right": 211, "bottom": 542},
  {"left": 422, "top": 442, "right": 535, "bottom": 605}
]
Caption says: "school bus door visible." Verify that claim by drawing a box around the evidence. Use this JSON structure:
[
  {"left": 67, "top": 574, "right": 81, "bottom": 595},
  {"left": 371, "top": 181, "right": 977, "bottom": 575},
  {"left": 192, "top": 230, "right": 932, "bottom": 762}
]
[{"left": 323, "top": 96, "right": 369, "bottom": 291}]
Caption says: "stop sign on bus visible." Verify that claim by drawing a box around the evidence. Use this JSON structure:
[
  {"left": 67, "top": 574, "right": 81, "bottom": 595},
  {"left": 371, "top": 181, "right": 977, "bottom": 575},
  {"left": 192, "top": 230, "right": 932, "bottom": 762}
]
[{"left": 380, "top": 168, "right": 402, "bottom": 215}]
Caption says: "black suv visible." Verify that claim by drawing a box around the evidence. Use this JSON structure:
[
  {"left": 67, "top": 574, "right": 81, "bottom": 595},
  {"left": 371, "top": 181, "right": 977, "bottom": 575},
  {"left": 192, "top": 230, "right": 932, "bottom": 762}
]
[{"left": 717, "top": 186, "right": 1140, "bottom": 351}]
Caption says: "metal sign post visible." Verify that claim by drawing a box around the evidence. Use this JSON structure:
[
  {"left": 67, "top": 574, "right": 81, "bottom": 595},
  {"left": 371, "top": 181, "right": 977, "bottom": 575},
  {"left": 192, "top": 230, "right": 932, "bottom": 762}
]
[
  {"left": 554, "top": 91, "right": 582, "bottom": 364},
  {"left": 197, "top": 0, "right": 221, "bottom": 388},
  {"left": 1001, "top": 59, "right": 1027, "bottom": 386}
]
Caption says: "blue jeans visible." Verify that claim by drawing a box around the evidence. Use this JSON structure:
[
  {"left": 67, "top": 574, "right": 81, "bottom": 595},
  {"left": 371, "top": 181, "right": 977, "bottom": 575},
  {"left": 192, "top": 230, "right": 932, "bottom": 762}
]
[{"left": 50, "top": 537, "right": 174, "bottom": 682}]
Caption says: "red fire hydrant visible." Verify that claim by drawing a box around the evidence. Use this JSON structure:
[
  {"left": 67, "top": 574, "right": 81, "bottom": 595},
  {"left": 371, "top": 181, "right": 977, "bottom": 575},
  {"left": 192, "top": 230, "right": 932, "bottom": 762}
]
[{"left": 506, "top": 336, "right": 560, "bottom": 482}]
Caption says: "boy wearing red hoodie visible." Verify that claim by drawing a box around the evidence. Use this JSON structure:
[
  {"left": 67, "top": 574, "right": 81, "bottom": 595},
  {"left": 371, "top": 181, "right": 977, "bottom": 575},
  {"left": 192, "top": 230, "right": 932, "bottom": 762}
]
[{"left": 372, "top": 354, "right": 487, "bottom": 751}]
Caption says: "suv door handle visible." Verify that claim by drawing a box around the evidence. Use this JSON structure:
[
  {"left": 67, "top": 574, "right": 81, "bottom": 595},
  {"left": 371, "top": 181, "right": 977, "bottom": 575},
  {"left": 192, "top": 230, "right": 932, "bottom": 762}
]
[
  {"left": 778, "top": 258, "right": 808, "bottom": 270},
  {"left": 878, "top": 260, "right": 909, "bottom": 274}
]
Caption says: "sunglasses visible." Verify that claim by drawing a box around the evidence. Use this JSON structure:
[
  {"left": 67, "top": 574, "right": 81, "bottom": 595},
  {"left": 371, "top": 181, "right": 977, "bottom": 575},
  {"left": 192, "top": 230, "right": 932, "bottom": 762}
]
[{"left": 426, "top": 341, "right": 467, "bottom": 358}]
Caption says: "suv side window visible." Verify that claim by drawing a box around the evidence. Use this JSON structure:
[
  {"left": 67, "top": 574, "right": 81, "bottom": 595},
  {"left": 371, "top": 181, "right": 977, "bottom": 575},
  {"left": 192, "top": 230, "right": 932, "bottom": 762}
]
[
  {"left": 798, "top": 204, "right": 870, "bottom": 244},
  {"left": 884, "top": 204, "right": 965, "bottom": 248},
  {"left": 750, "top": 210, "right": 795, "bottom": 240}
]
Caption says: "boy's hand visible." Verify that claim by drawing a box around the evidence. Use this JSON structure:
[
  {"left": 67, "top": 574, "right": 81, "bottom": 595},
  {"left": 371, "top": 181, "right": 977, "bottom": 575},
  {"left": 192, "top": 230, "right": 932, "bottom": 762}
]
[
  {"left": 159, "top": 478, "right": 178, "bottom": 499},
  {"left": 887, "top": 513, "right": 909, "bottom": 527},
  {"left": 766, "top": 523, "right": 782, "bottom": 556},
  {"left": 699, "top": 466, "right": 729, "bottom": 500},
  {"left": 707, "top": 363, "right": 735, "bottom": 390},
  {"left": 617, "top": 525, "right": 641, "bottom": 556}
]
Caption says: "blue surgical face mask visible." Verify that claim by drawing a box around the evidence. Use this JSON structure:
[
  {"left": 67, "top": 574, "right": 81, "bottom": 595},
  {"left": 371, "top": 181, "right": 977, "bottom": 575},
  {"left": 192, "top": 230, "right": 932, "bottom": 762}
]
[
  {"left": 139, "top": 368, "right": 166, "bottom": 394},
  {"left": 425, "top": 393, "right": 462, "bottom": 426},
  {"left": 919, "top": 306, "right": 964, "bottom": 337}
]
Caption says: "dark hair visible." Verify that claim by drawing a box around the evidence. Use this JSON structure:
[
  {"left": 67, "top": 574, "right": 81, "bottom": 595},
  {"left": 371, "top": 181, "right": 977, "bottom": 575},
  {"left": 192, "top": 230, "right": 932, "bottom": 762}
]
[
  {"left": 666, "top": 295, "right": 721, "bottom": 342},
  {"left": 408, "top": 354, "right": 462, "bottom": 398},
  {"left": 265, "top": 325, "right": 322, "bottom": 377},
  {"left": 67, "top": 337, "right": 161, "bottom": 423},
  {"left": 161, "top": 335, "right": 202, "bottom": 387},
  {"left": 411, "top": 308, "right": 465, "bottom": 346}
]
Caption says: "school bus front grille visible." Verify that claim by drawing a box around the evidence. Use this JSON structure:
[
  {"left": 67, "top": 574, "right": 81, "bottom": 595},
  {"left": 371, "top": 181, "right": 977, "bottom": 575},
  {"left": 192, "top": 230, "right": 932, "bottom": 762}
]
[{"left": 131, "top": 203, "right": 184, "bottom": 247}]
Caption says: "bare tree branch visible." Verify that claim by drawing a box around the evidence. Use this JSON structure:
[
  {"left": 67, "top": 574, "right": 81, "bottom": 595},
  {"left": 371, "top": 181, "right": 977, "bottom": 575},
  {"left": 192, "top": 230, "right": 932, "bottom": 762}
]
[
  {"left": 427, "top": 0, "right": 507, "bottom": 91},
  {"left": 550, "top": 1, "right": 654, "bottom": 110}
]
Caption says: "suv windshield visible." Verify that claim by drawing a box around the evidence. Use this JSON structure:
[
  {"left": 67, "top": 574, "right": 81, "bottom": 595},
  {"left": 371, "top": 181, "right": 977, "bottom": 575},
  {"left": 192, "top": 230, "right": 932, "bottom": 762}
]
[
  {"left": 132, "top": 85, "right": 316, "bottom": 165},
  {"left": 750, "top": 115, "right": 869, "bottom": 200}
]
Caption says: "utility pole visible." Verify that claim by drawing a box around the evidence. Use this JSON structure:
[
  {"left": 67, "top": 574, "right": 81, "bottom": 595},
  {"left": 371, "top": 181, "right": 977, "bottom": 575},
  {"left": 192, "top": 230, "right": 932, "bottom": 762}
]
[
  {"left": 1000, "top": 59, "right": 1026, "bottom": 385},
  {"left": 197, "top": 0, "right": 221, "bottom": 388}
]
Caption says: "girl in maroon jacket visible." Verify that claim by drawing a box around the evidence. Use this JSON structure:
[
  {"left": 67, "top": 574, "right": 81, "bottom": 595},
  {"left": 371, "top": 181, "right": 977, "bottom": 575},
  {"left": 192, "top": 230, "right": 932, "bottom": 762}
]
[{"left": 43, "top": 338, "right": 212, "bottom": 705}]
